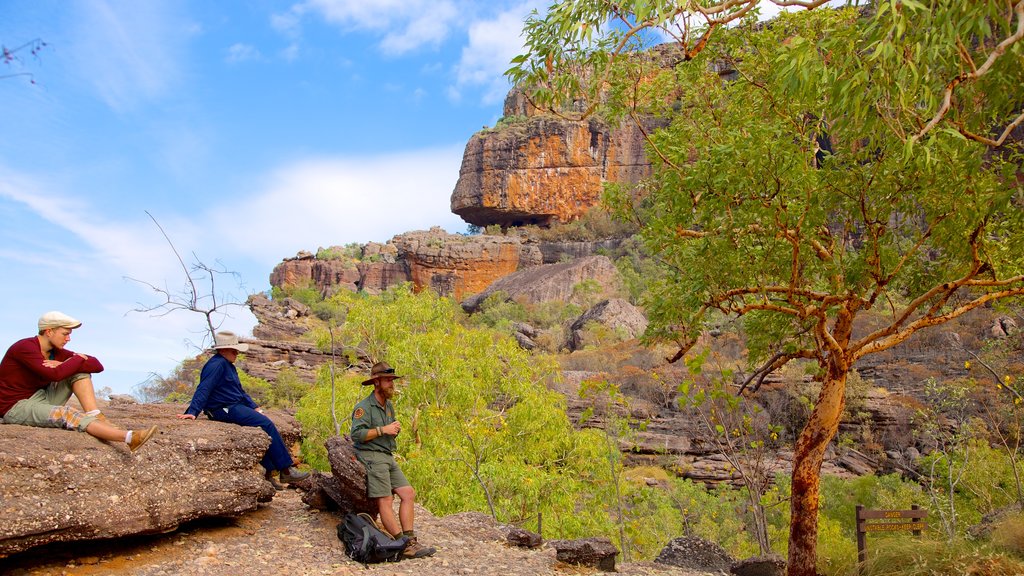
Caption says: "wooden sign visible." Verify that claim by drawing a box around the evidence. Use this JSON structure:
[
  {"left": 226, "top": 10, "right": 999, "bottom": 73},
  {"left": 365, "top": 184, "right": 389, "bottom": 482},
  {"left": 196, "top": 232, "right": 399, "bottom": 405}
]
[{"left": 855, "top": 505, "right": 927, "bottom": 571}]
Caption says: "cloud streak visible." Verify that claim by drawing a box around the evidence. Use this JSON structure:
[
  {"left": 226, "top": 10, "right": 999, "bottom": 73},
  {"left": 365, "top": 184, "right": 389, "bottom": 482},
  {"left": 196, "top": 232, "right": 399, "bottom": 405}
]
[{"left": 67, "top": 0, "right": 187, "bottom": 110}]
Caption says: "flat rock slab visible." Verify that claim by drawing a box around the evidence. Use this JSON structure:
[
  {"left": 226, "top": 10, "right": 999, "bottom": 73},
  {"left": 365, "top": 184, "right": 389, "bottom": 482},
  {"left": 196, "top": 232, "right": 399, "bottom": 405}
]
[{"left": 0, "top": 403, "right": 300, "bottom": 558}]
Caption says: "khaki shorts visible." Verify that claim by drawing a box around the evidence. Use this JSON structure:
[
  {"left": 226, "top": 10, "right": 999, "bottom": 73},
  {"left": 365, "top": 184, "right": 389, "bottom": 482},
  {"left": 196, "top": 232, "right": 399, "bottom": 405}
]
[
  {"left": 2, "top": 374, "right": 97, "bottom": 432},
  {"left": 357, "top": 450, "right": 410, "bottom": 498}
]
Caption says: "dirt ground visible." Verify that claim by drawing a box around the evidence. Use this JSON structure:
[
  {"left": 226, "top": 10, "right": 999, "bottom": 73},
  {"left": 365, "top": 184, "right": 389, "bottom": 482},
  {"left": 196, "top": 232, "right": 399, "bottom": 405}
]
[{"left": 0, "top": 487, "right": 716, "bottom": 576}]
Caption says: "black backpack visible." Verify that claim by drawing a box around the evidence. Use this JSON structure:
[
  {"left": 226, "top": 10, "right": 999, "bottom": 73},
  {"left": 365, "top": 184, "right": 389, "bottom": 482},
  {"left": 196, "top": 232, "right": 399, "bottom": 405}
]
[{"left": 337, "top": 512, "right": 409, "bottom": 563}]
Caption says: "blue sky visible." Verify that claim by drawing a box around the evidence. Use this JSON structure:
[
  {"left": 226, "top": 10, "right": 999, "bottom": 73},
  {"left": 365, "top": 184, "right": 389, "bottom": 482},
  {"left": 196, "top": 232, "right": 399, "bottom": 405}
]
[
  {"left": 0, "top": 0, "right": 550, "bottom": 395},
  {"left": 0, "top": 1, "right": 801, "bottom": 397}
]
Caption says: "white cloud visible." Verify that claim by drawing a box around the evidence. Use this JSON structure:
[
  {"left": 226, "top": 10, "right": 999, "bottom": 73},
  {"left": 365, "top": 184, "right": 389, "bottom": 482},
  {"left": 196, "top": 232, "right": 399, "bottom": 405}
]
[
  {"left": 226, "top": 43, "right": 262, "bottom": 63},
  {"left": 214, "top": 146, "right": 468, "bottom": 264},
  {"left": 286, "top": 0, "right": 460, "bottom": 55},
  {"left": 67, "top": 0, "right": 186, "bottom": 110},
  {"left": 451, "top": 5, "right": 535, "bottom": 105}
]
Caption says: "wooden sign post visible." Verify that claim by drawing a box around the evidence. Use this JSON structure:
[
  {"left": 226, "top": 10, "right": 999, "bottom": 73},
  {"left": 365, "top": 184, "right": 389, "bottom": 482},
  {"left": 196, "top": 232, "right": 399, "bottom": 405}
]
[{"left": 855, "top": 505, "right": 927, "bottom": 572}]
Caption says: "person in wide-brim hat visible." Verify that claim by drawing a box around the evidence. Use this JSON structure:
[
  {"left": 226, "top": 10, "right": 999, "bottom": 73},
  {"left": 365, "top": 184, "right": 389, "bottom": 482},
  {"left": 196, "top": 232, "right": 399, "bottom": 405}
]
[
  {"left": 361, "top": 361, "right": 402, "bottom": 386},
  {"left": 177, "top": 331, "right": 307, "bottom": 489},
  {"left": 350, "top": 361, "right": 435, "bottom": 560}
]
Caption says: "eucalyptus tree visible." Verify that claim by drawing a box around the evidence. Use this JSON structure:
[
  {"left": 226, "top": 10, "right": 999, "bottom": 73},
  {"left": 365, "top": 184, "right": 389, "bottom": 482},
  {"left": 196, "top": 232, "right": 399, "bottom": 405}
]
[{"left": 509, "top": 2, "right": 1024, "bottom": 575}]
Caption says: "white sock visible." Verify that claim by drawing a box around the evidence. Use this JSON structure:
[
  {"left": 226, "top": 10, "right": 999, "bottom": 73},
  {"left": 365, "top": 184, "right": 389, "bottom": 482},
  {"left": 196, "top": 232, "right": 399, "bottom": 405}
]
[
  {"left": 124, "top": 430, "right": 133, "bottom": 444},
  {"left": 85, "top": 409, "right": 101, "bottom": 416}
]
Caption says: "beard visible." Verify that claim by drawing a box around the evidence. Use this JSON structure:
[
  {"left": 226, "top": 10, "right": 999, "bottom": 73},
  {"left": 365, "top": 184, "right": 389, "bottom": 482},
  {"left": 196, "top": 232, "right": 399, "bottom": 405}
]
[{"left": 378, "top": 385, "right": 395, "bottom": 400}]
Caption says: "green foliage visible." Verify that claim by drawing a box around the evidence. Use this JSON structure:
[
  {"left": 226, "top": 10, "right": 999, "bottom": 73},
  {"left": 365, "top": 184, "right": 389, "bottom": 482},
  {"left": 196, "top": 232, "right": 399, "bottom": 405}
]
[
  {"left": 133, "top": 356, "right": 205, "bottom": 403},
  {"left": 315, "top": 243, "right": 362, "bottom": 262},
  {"left": 855, "top": 538, "right": 1024, "bottom": 576},
  {"left": 512, "top": 3, "right": 1024, "bottom": 570},
  {"left": 272, "top": 280, "right": 324, "bottom": 307},
  {"left": 295, "top": 285, "right": 628, "bottom": 545},
  {"left": 521, "top": 204, "right": 639, "bottom": 243}
]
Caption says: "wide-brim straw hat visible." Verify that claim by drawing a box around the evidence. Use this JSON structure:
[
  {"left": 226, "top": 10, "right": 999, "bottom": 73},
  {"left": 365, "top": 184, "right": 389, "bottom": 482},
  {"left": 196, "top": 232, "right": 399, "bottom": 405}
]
[
  {"left": 212, "top": 331, "right": 249, "bottom": 352},
  {"left": 361, "top": 361, "right": 402, "bottom": 386}
]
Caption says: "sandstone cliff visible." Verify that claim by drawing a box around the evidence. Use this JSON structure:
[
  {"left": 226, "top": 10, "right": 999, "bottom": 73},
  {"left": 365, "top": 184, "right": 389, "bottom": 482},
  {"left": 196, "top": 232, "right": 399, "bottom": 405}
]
[
  {"left": 268, "top": 229, "right": 633, "bottom": 303},
  {"left": 450, "top": 88, "right": 663, "bottom": 227}
]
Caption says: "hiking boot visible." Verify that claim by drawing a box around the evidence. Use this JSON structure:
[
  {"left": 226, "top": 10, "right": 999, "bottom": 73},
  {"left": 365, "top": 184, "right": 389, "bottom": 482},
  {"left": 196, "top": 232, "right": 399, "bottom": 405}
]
[
  {"left": 128, "top": 426, "right": 158, "bottom": 453},
  {"left": 265, "top": 470, "right": 286, "bottom": 491},
  {"left": 279, "top": 467, "right": 309, "bottom": 483},
  {"left": 401, "top": 537, "right": 436, "bottom": 559}
]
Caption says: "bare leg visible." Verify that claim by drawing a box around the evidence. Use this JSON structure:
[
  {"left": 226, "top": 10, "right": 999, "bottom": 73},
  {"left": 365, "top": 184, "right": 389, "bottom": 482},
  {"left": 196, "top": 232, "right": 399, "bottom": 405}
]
[
  {"left": 376, "top": 495, "right": 402, "bottom": 537},
  {"left": 395, "top": 485, "right": 416, "bottom": 533},
  {"left": 71, "top": 376, "right": 99, "bottom": 413},
  {"left": 85, "top": 419, "right": 127, "bottom": 442}
]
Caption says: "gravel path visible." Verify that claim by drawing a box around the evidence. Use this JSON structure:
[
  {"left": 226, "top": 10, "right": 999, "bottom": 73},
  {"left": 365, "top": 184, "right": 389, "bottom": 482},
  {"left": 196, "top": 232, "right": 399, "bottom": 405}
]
[{"left": 2, "top": 488, "right": 718, "bottom": 576}]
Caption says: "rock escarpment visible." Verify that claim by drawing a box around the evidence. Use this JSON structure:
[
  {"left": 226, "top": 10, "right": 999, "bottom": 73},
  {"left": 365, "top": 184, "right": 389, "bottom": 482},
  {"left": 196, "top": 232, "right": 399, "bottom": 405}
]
[
  {"left": 450, "top": 89, "right": 663, "bottom": 227},
  {"left": 269, "top": 228, "right": 541, "bottom": 302},
  {"left": 269, "top": 231, "right": 631, "bottom": 303},
  {"left": 0, "top": 401, "right": 301, "bottom": 558}
]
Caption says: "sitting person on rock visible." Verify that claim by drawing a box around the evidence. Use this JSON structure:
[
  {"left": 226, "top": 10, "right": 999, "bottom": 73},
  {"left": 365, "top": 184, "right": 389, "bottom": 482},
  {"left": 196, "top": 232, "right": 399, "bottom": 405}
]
[
  {"left": 0, "top": 311, "right": 158, "bottom": 452},
  {"left": 351, "top": 361, "right": 436, "bottom": 559},
  {"left": 177, "top": 331, "right": 308, "bottom": 488}
]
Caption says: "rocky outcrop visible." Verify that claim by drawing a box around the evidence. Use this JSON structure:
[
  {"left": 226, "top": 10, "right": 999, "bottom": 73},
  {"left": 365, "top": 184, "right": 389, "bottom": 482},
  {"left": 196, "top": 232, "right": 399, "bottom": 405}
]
[
  {"left": 451, "top": 89, "right": 663, "bottom": 228},
  {"left": 566, "top": 298, "right": 649, "bottom": 351},
  {"left": 655, "top": 536, "right": 735, "bottom": 573},
  {"left": 461, "top": 255, "right": 623, "bottom": 312},
  {"left": 550, "top": 537, "right": 619, "bottom": 572},
  {"left": 269, "top": 250, "right": 361, "bottom": 294},
  {"left": 0, "top": 402, "right": 301, "bottom": 558},
  {"left": 391, "top": 228, "right": 539, "bottom": 301},
  {"left": 269, "top": 229, "right": 543, "bottom": 302},
  {"left": 536, "top": 239, "right": 626, "bottom": 264},
  {"left": 301, "top": 435, "right": 375, "bottom": 515}
]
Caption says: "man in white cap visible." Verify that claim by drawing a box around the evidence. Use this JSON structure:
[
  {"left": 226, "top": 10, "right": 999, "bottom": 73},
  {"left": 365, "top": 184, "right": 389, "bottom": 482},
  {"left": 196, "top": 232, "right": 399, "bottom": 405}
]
[
  {"left": 177, "top": 331, "right": 308, "bottom": 488},
  {"left": 0, "top": 311, "right": 158, "bottom": 452}
]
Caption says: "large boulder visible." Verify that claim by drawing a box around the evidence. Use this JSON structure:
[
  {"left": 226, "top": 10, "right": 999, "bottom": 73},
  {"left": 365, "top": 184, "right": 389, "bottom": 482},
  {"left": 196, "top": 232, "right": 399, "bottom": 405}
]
[
  {"left": 0, "top": 402, "right": 301, "bottom": 558},
  {"left": 549, "top": 537, "right": 619, "bottom": 572},
  {"left": 461, "top": 255, "right": 623, "bottom": 312},
  {"left": 654, "top": 536, "right": 735, "bottom": 573},
  {"left": 300, "top": 435, "right": 375, "bottom": 516},
  {"left": 566, "top": 298, "right": 649, "bottom": 351},
  {"left": 391, "top": 228, "right": 537, "bottom": 301}
]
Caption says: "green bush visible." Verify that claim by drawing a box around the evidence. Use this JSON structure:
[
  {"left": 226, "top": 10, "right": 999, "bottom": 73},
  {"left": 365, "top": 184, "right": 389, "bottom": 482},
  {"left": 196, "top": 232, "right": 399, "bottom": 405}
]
[
  {"left": 296, "top": 286, "right": 622, "bottom": 543},
  {"left": 855, "top": 538, "right": 1024, "bottom": 576}
]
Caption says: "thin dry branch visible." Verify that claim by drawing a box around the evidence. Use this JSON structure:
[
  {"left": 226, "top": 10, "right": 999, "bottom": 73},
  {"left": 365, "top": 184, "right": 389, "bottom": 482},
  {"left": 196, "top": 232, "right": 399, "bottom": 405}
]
[
  {"left": 852, "top": 285, "right": 1024, "bottom": 360},
  {"left": 912, "top": 1, "right": 1024, "bottom": 145}
]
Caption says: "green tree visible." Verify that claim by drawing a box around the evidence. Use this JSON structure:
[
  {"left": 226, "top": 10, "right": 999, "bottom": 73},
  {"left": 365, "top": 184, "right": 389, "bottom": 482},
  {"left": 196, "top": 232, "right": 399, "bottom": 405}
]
[{"left": 511, "top": 3, "right": 1024, "bottom": 575}]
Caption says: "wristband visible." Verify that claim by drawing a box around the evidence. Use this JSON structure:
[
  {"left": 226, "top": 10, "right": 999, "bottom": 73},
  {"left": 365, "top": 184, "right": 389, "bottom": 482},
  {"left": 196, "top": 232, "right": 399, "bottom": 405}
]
[{"left": 377, "top": 427, "right": 382, "bottom": 437}]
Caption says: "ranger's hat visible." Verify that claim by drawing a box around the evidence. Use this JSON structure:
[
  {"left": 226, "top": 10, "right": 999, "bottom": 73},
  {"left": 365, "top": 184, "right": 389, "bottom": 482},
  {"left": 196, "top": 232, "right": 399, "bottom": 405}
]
[
  {"left": 38, "top": 311, "right": 82, "bottom": 331},
  {"left": 212, "top": 331, "right": 249, "bottom": 352},
  {"left": 362, "top": 361, "right": 402, "bottom": 386}
]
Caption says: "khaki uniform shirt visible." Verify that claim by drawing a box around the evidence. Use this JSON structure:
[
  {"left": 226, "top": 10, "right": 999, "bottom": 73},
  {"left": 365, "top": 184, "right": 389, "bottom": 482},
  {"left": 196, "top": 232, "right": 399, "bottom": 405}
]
[{"left": 351, "top": 390, "right": 397, "bottom": 454}]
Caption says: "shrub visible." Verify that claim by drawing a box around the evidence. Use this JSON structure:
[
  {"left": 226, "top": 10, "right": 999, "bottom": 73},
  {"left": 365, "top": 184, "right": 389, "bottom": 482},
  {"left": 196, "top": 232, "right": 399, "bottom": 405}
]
[
  {"left": 855, "top": 538, "right": 1024, "bottom": 576},
  {"left": 991, "top": 512, "right": 1024, "bottom": 557}
]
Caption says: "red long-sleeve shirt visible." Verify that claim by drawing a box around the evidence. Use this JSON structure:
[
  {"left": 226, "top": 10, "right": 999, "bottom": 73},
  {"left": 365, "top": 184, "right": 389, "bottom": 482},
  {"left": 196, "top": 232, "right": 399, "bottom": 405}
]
[{"left": 0, "top": 337, "right": 104, "bottom": 416}]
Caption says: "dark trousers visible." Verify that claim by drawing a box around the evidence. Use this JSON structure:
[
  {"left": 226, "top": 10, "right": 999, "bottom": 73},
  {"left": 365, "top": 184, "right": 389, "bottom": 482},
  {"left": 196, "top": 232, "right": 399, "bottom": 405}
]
[{"left": 208, "top": 404, "right": 293, "bottom": 472}]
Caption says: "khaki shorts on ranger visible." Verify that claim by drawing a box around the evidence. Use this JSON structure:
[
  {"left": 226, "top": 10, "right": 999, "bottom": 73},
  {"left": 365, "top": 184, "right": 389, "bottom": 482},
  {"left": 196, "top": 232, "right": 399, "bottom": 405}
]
[{"left": 357, "top": 450, "right": 410, "bottom": 498}]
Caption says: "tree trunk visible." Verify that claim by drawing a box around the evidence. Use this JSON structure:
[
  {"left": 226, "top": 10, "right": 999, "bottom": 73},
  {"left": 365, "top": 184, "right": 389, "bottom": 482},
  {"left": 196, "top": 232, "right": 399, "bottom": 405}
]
[{"left": 786, "top": 366, "right": 848, "bottom": 576}]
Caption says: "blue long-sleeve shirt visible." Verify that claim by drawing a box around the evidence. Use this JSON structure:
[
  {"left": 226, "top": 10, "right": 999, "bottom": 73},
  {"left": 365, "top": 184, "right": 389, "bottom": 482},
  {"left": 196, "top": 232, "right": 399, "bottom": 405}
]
[{"left": 185, "top": 353, "right": 257, "bottom": 416}]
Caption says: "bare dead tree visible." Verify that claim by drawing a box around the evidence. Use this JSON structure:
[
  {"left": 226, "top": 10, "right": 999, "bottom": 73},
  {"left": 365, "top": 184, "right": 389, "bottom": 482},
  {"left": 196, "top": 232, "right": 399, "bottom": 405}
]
[{"left": 125, "top": 211, "right": 249, "bottom": 350}]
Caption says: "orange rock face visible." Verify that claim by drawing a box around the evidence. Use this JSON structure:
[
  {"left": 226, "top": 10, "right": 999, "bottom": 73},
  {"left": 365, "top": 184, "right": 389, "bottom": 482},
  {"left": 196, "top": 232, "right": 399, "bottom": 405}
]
[
  {"left": 451, "top": 89, "right": 662, "bottom": 228},
  {"left": 268, "top": 230, "right": 542, "bottom": 302},
  {"left": 394, "top": 230, "right": 537, "bottom": 301}
]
